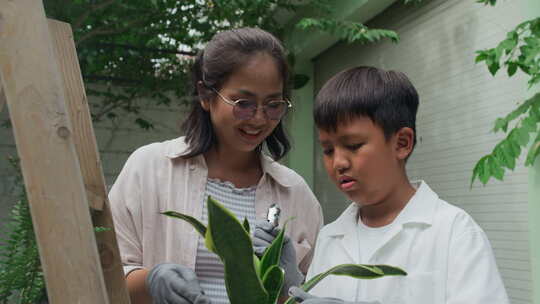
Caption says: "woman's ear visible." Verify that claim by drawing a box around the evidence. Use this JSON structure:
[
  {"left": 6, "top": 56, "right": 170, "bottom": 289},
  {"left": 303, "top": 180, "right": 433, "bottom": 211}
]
[
  {"left": 197, "top": 81, "right": 211, "bottom": 111},
  {"left": 394, "top": 127, "right": 414, "bottom": 160}
]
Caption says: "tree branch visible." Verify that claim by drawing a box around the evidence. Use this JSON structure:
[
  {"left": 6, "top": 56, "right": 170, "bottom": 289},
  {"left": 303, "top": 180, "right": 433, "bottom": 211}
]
[
  {"left": 76, "top": 13, "right": 156, "bottom": 45},
  {"left": 91, "top": 43, "right": 196, "bottom": 56},
  {"left": 84, "top": 74, "right": 142, "bottom": 85}
]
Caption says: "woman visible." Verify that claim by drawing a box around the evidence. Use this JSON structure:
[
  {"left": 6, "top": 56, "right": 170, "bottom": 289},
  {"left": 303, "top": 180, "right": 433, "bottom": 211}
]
[{"left": 109, "top": 27, "right": 323, "bottom": 304}]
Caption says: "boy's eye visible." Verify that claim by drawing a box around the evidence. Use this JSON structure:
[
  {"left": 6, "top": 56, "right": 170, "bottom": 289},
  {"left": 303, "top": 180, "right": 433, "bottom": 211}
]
[
  {"left": 347, "top": 143, "right": 363, "bottom": 151},
  {"left": 322, "top": 148, "right": 334, "bottom": 156}
]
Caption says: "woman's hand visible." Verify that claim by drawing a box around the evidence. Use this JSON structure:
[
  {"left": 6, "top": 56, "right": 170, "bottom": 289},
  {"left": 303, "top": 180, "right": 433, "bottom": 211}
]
[
  {"left": 288, "top": 287, "right": 380, "bottom": 304},
  {"left": 146, "top": 263, "right": 212, "bottom": 304}
]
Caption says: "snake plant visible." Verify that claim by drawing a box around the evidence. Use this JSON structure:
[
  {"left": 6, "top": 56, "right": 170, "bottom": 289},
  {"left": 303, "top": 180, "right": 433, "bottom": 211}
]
[{"left": 163, "top": 196, "right": 406, "bottom": 304}]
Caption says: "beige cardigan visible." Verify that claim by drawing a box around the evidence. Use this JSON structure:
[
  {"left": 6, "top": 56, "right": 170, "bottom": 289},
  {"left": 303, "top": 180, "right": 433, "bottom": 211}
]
[{"left": 109, "top": 136, "right": 323, "bottom": 275}]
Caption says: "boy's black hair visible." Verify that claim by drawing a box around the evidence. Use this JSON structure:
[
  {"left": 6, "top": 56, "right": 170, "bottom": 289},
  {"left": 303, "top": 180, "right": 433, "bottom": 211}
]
[
  {"left": 314, "top": 66, "right": 419, "bottom": 150},
  {"left": 182, "top": 27, "right": 291, "bottom": 161}
]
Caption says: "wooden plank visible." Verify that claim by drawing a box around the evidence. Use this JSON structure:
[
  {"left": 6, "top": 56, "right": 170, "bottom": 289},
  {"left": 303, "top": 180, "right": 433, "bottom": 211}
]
[
  {"left": 47, "top": 20, "right": 106, "bottom": 211},
  {"left": 0, "top": 74, "right": 5, "bottom": 113},
  {"left": 0, "top": 1, "right": 109, "bottom": 303},
  {"left": 48, "top": 19, "right": 131, "bottom": 304}
]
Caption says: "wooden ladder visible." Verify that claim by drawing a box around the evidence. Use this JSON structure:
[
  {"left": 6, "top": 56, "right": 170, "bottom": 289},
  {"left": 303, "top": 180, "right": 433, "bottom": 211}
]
[{"left": 0, "top": 0, "right": 131, "bottom": 303}]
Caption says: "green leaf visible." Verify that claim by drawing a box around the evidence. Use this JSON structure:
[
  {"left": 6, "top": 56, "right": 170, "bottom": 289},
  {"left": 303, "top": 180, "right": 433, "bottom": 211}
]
[
  {"left": 488, "top": 61, "right": 500, "bottom": 76},
  {"left": 206, "top": 196, "right": 269, "bottom": 304},
  {"left": 493, "top": 93, "right": 540, "bottom": 132},
  {"left": 499, "top": 37, "right": 517, "bottom": 54},
  {"left": 205, "top": 223, "right": 217, "bottom": 254},
  {"left": 161, "top": 211, "right": 207, "bottom": 237},
  {"left": 482, "top": 155, "right": 493, "bottom": 184},
  {"left": 475, "top": 51, "right": 488, "bottom": 63},
  {"left": 262, "top": 265, "right": 285, "bottom": 304},
  {"left": 259, "top": 220, "right": 289, "bottom": 281},
  {"left": 522, "top": 116, "right": 538, "bottom": 133},
  {"left": 370, "top": 265, "right": 408, "bottom": 276},
  {"left": 284, "top": 264, "right": 406, "bottom": 304},
  {"left": 488, "top": 155, "right": 505, "bottom": 181},
  {"left": 493, "top": 117, "right": 508, "bottom": 133},
  {"left": 517, "top": 127, "right": 530, "bottom": 146},
  {"left": 303, "top": 264, "right": 385, "bottom": 290},
  {"left": 243, "top": 218, "right": 251, "bottom": 234},
  {"left": 507, "top": 63, "right": 518, "bottom": 77},
  {"left": 498, "top": 141, "right": 516, "bottom": 170}
]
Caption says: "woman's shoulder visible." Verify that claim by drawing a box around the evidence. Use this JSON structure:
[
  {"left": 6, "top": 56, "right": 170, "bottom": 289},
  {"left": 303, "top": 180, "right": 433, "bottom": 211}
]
[
  {"left": 261, "top": 155, "right": 308, "bottom": 188},
  {"left": 124, "top": 136, "right": 190, "bottom": 169},
  {"left": 129, "top": 136, "right": 187, "bottom": 158}
]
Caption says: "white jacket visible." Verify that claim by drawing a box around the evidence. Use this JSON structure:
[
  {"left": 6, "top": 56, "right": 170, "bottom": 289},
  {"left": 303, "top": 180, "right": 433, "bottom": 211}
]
[{"left": 307, "top": 181, "right": 509, "bottom": 304}]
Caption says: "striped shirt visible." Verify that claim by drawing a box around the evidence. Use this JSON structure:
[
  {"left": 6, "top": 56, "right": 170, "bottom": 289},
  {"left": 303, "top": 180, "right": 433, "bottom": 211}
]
[{"left": 195, "top": 178, "right": 257, "bottom": 304}]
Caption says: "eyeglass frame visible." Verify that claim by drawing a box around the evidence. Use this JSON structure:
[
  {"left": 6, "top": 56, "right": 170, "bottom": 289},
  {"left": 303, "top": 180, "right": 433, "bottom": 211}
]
[{"left": 210, "top": 87, "right": 292, "bottom": 121}]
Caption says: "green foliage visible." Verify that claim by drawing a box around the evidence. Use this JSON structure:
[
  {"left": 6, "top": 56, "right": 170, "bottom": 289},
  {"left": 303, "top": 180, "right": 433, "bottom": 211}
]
[
  {"left": 476, "top": 0, "right": 497, "bottom": 6},
  {"left": 163, "top": 196, "right": 406, "bottom": 304},
  {"left": 0, "top": 158, "right": 46, "bottom": 304},
  {"left": 26, "top": 0, "right": 420, "bottom": 129},
  {"left": 0, "top": 158, "right": 114, "bottom": 303},
  {"left": 296, "top": 18, "right": 399, "bottom": 44},
  {"left": 472, "top": 16, "right": 540, "bottom": 185}
]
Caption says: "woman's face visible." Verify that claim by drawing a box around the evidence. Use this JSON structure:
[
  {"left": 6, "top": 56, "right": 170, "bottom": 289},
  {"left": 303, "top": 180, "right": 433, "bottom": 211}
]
[{"left": 201, "top": 53, "right": 284, "bottom": 154}]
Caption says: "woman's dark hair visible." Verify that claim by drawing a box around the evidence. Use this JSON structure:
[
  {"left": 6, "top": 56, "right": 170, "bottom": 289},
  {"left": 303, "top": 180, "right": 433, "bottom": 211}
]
[
  {"left": 181, "top": 27, "right": 291, "bottom": 161},
  {"left": 314, "top": 66, "right": 419, "bottom": 149}
]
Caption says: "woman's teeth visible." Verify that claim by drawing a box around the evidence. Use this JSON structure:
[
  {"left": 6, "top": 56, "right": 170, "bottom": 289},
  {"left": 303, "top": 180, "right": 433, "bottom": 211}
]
[{"left": 242, "top": 129, "right": 261, "bottom": 135}]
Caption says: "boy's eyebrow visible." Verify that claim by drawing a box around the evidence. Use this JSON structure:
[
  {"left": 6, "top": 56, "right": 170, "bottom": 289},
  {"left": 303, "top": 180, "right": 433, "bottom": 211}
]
[{"left": 339, "top": 134, "right": 366, "bottom": 141}]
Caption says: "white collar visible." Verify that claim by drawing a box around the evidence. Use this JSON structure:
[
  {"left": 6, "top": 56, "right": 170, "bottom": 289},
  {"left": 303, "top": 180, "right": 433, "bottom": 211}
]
[{"left": 323, "top": 181, "right": 439, "bottom": 237}]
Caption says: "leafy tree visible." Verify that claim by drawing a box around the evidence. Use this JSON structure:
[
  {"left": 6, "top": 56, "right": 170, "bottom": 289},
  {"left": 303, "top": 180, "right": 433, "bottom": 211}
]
[
  {"left": 41, "top": 0, "right": 403, "bottom": 129},
  {"left": 472, "top": 0, "right": 540, "bottom": 185}
]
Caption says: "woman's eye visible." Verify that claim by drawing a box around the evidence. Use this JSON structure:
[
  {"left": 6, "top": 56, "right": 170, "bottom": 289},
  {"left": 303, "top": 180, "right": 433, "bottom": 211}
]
[
  {"left": 322, "top": 148, "right": 334, "bottom": 155},
  {"left": 236, "top": 99, "right": 256, "bottom": 109}
]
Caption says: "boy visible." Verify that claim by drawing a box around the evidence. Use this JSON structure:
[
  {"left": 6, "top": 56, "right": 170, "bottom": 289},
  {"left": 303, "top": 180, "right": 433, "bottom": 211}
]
[{"left": 289, "top": 66, "right": 509, "bottom": 303}]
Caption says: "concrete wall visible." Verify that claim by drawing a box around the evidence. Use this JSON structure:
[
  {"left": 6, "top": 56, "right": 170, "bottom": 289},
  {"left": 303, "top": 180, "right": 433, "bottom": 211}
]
[{"left": 0, "top": 90, "right": 189, "bottom": 227}]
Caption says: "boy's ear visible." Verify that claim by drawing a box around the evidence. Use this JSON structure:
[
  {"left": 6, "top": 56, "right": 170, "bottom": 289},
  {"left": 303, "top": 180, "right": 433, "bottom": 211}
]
[
  {"left": 197, "top": 81, "right": 211, "bottom": 111},
  {"left": 394, "top": 127, "right": 414, "bottom": 160}
]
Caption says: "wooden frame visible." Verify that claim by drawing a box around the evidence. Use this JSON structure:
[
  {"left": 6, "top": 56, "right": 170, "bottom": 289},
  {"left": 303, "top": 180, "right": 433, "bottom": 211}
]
[{"left": 0, "top": 1, "right": 130, "bottom": 303}]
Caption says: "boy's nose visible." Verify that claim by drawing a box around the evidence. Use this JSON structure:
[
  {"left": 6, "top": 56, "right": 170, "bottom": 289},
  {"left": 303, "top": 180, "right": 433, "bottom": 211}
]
[{"left": 333, "top": 151, "right": 350, "bottom": 173}]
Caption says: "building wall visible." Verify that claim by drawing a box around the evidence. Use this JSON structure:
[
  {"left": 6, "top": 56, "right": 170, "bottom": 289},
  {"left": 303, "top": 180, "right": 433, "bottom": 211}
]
[
  {"left": 0, "top": 91, "right": 189, "bottom": 228},
  {"left": 314, "top": 0, "right": 532, "bottom": 302}
]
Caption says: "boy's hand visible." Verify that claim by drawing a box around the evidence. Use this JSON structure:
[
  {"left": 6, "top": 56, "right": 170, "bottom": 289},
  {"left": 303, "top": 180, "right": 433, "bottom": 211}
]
[
  {"left": 253, "top": 220, "right": 304, "bottom": 295},
  {"left": 288, "top": 287, "right": 380, "bottom": 304},
  {"left": 146, "top": 263, "right": 212, "bottom": 304}
]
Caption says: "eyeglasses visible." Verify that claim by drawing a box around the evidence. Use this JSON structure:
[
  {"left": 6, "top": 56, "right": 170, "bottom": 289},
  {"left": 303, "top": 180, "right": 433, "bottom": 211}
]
[{"left": 211, "top": 88, "right": 292, "bottom": 120}]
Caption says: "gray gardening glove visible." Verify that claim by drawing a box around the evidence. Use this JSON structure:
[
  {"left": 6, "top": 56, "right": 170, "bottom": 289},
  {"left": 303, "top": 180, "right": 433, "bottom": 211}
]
[
  {"left": 146, "top": 263, "right": 212, "bottom": 304},
  {"left": 253, "top": 219, "right": 304, "bottom": 295},
  {"left": 289, "top": 287, "right": 380, "bottom": 304}
]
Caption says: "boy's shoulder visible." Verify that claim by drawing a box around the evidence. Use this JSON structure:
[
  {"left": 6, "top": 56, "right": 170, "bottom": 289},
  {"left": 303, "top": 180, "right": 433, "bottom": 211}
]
[{"left": 318, "top": 181, "right": 482, "bottom": 239}]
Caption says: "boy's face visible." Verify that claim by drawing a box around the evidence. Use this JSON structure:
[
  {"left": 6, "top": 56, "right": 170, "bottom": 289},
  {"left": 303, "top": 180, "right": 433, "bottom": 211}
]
[{"left": 318, "top": 116, "right": 412, "bottom": 207}]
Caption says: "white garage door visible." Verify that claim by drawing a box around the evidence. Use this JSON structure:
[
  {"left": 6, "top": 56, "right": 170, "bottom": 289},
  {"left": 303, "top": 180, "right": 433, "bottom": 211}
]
[{"left": 313, "top": 0, "right": 532, "bottom": 303}]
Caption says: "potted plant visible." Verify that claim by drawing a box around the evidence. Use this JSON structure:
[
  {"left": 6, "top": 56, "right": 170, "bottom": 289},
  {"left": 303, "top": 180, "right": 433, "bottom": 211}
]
[{"left": 163, "top": 196, "right": 407, "bottom": 304}]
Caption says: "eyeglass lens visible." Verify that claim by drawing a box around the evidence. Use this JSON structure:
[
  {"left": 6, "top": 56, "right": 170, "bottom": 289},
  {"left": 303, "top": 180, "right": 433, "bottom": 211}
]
[{"left": 233, "top": 100, "right": 288, "bottom": 120}]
